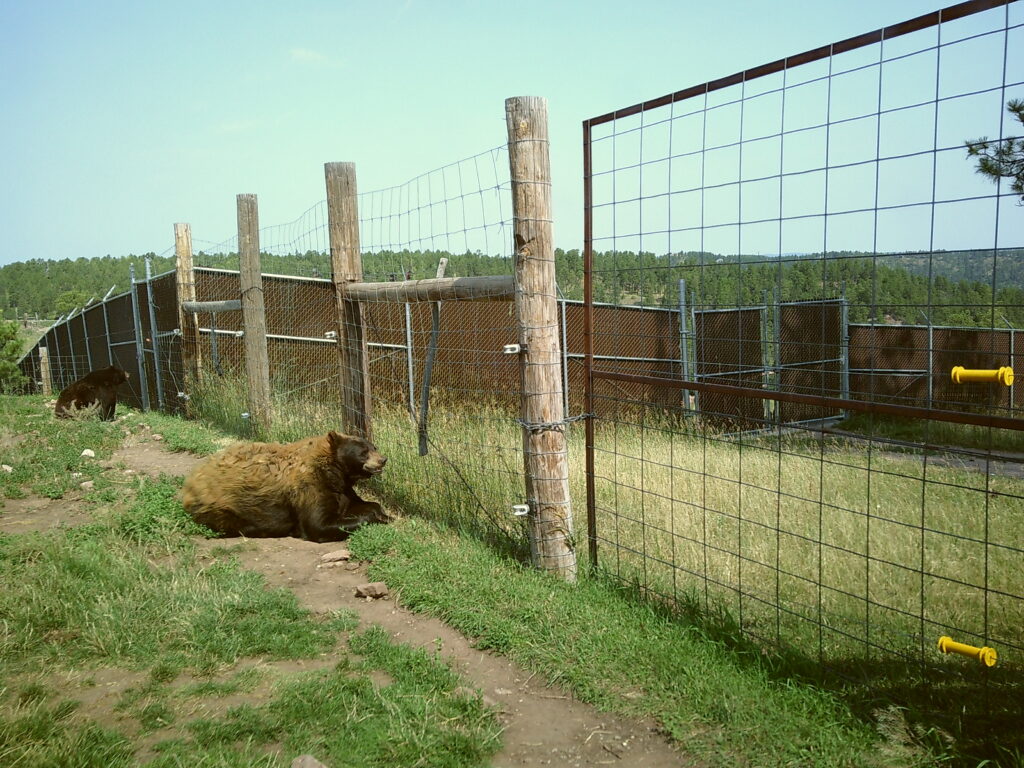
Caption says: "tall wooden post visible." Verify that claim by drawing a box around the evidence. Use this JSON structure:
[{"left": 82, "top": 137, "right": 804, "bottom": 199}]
[
  {"left": 325, "top": 162, "right": 373, "bottom": 440},
  {"left": 175, "top": 223, "right": 202, "bottom": 393},
  {"left": 507, "top": 96, "right": 576, "bottom": 581},
  {"left": 237, "top": 194, "right": 272, "bottom": 436},
  {"left": 39, "top": 347, "right": 52, "bottom": 396}
]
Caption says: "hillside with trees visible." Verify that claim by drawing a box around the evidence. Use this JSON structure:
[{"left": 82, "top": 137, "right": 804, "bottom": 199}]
[{"left": 1, "top": 248, "right": 1021, "bottom": 330}]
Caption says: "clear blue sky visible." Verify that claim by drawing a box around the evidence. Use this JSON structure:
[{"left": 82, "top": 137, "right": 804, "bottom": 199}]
[{"left": 0, "top": 0, "right": 996, "bottom": 266}]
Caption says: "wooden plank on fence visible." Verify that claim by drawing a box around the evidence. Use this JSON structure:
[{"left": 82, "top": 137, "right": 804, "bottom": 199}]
[
  {"left": 507, "top": 95, "right": 577, "bottom": 582},
  {"left": 343, "top": 274, "right": 514, "bottom": 303},
  {"left": 237, "top": 194, "right": 272, "bottom": 435},
  {"left": 325, "top": 162, "right": 373, "bottom": 440}
]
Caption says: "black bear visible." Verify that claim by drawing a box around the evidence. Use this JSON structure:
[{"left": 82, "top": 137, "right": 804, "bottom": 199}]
[
  {"left": 181, "top": 431, "right": 390, "bottom": 542},
  {"left": 54, "top": 365, "right": 129, "bottom": 421}
]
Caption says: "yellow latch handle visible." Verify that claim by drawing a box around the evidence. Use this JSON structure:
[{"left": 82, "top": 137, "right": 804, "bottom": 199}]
[
  {"left": 938, "top": 636, "right": 997, "bottom": 667},
  {"left": 950, "top": 366, "right": 1014, "bottom": 386}
]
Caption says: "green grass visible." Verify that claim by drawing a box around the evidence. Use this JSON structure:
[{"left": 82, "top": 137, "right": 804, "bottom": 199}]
[
  {"left": 118, "top": 376, "right": 1024, "bottom": 764},
  {"left": 0, "top": 698, "right": 134, "bottom": 768},
  {"left": 349, "top": 518, "right": 920, "bottom": 767},
  {"left": 124, "top": 408, "right": 229, "bottom": 456},
  {"left": 0, "top": 394, "right": 503, "bottom": 767},
  {"left": 0, "top": 395, "right": 124, "bottom": 502},
  {"left": 150, "top": 627, "right": 501, "bottom": 768}
]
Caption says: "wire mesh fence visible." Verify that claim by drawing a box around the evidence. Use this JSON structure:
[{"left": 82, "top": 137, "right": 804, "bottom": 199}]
[
  {"left": 582, "top": 0, "right": 1024, "bottom": 735},
  {"left": 12, "top": 7, "right": 1024, "bottom": 740}
]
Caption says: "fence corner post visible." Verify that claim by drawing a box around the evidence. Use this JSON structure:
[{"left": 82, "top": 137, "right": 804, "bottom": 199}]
[
  {"left": 237, "top": 194, "right": 272, "bottom": 436},
  {"left": 507, "top": 95, "right": 577, "bottom": 582},
  {"left": 325, "top": 161, "right": 373, "bottom": 440}
]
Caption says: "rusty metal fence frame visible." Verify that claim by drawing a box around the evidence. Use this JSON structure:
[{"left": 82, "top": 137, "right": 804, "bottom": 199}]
[{"left": 581, "top": 0, "right": 1024, "bottom": 735}]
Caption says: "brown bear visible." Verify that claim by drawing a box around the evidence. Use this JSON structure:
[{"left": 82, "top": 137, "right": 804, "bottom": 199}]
[
  {"left": 54, "top": 365, "right": 130, "bottom": 421},
  {"left": 182, "top": 431, "right": 389, "bottom": 542}
]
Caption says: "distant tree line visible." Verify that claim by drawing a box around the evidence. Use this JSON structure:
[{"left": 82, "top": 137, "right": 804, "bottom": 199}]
[{"left": 1, "top": 248, "right": 1022, "bottom": 330}]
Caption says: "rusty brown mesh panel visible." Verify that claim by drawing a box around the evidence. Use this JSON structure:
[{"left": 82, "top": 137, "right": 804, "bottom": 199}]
[
  {"left": 82, "top": 306, "right": 110, "bottom": 370},
  {"left": 933, "top": 328, "right": 1013, "bottom": 413},
  {"left": 848, "top": 325, "right": 1017, "bottom": 415},
  {"left": 581, "top": 4, "right": 1024, "bottom": 717},
  {"left": 564, "top": 301, "right": 682, "bottom": 415},
  {"left": 693, "top": 308, "right": 765, "bottom": 427},
  {"left": 777, "top": 302, "right": 844, "bottom": 423}
]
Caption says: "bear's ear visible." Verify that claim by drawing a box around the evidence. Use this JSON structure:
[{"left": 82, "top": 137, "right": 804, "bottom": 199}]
[{"left": 327, "top": 431, "right": 343, "bottom": 449}]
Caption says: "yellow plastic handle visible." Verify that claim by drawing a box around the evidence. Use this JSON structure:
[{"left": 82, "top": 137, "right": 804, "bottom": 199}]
[
  {"left": 938, "top": 636, "right": 997, "bottom": 667},
  {"left": 950, "top": 366, "right": 1014, "bottom": 386}
]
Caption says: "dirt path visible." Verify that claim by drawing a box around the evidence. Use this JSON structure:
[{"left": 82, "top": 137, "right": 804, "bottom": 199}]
[{"left": 14, "top": 433, "right": 687, "bottom": 767}]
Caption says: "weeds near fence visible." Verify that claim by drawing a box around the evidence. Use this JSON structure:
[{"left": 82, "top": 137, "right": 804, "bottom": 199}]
[
  {"left": 188, "top": 371, "right": 532, "bottom": 557},
  {"left": 188, "top": 372, "right": 1024, "bottom": 678}
]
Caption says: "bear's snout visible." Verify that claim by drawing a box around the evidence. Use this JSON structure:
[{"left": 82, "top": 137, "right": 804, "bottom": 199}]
[{"left": 365, "top": 455, "right": 387, "bottom": 475}]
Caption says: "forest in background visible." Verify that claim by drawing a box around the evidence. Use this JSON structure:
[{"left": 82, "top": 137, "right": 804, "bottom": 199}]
[{"left": 1, "top": 247, "right": 1023, "bottom": 329}]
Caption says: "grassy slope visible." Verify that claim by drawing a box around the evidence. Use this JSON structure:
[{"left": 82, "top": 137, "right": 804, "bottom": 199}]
[
  {"left": 0, "top": 396, "right": 501, "bottom": 767},
  {"left": 15, "top": 390, "right": 1023, "bottom": 764},
  {"left": 349, "top": 518, "right": 928, "bottom": 768}
]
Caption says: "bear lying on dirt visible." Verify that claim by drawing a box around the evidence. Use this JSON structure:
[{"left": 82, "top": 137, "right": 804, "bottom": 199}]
[
  {"left": 54, "top": 365, "right": 130, "bottom": 421},
  {"left": 182, "top": 431, "right": 389, "bottom": 542}
]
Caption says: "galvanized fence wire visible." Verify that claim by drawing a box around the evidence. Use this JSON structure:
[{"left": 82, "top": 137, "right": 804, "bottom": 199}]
[
  {"left": 582, "top": 0, "right": 1024, "bottom": 727},
  {"left": 352, "top": 145, "right": 535, "bottom": 552}
]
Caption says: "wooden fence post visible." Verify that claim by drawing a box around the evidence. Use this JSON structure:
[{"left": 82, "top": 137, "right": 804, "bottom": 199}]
[
  {"left": 39, "top": 346, "right": 51, "bottom": 396},
  {"left": 325, "top": 162, "right": 373, "bottom": 440},
  {"left": 175, "top": 222, "right": 202, "bottom": 394},
  {"left": 237, "top": 194, "right": 272, "bottom": 436},
  {"left": 506, "top": 95, "right": 577, "bottom": 582}
]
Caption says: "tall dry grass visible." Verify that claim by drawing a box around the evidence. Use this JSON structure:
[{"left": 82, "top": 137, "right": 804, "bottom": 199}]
[{"left": 187, "top": 371, "right": 1023, "bottom": 668}]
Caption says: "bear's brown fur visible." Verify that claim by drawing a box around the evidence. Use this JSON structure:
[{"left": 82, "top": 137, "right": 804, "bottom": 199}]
[
  {"left": 55, "top": 365, "right": 130, "bottom": 421},
  {"left": 181, "top": 431, "right": 389, "bottom": 542}
]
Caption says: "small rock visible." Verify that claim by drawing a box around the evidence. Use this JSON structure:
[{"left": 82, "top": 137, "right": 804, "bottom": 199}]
[
  {"left": 152, "top": 434, "right": 164, "bottom": 442},
  {"left": 80, "top": 481, "right": 95, "bottom": 491},
  {"left": 71, "top": 472, "right": 83, "bottom": 479},
  {"left": 1, "top": 465, "right": 12, "bottom": 473},
  {"left": 354, "top": 582, "right": 389, "bottom": 599},
  {"left": 291, "top": 757, "right": 328, "bottom": 768},
  {"left": 494, "top": 688, "right": 514, "bottom": 696},
  {"left": 81, "top": 449, "right": 96, "bottom": 458},
  {"left": 320, "top": 549, "right": 351, "bottom": 563}
]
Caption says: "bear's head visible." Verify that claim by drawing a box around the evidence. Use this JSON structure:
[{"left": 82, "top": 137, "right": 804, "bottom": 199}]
[
  {"left": 89, "top": 365, "right": 129, "bottom": 385},
  {"left": 327, "top": 431, "right": 387, "bottom": 481}
]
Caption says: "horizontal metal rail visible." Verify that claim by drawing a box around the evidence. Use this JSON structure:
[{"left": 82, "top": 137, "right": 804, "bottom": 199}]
[
  {"left": 182, "top": 299, "right": 242, "bottom": 313},
  {"left": 592, "top": 368, "right": 1024, "bottom": 432},
  {"left": 850, "top": 368, "right": 929, "bottom": 375},
  {"left": 197, "top": 326, "right": 406, "bottom": 350},
  {"left": 566, "top": 353, "right": 678, "bottom": 364}
]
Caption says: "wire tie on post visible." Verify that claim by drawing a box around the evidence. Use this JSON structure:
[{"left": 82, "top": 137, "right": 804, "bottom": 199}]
[{"left": 517, "top": 412, "right": 594, "bottom": 433}]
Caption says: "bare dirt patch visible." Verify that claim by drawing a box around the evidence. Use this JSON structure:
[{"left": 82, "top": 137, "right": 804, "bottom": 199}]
[
  {"left": 7, "top": 438, "right": 687, "bottom": 767},
  {"left": 0, "top": 493, "right": 95, "bottom": 534}
]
